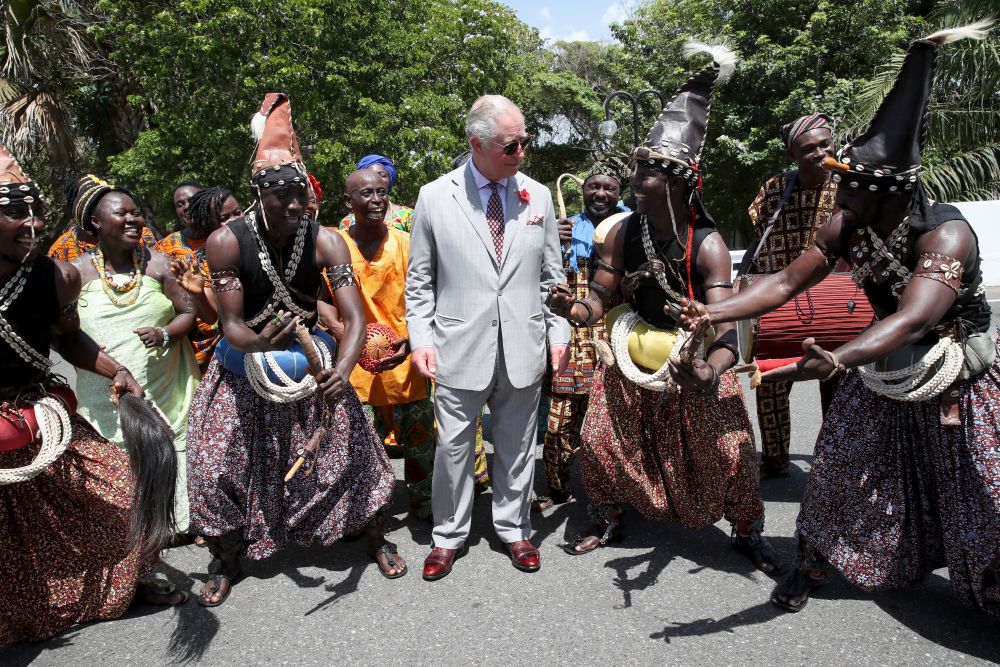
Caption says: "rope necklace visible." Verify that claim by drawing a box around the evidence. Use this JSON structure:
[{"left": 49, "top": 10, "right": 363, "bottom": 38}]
[
  {"left": 244, "top": 211, "right": 313, "bottom": 327},
  {"left": 91, "top": 246, "right": 145, "bottom": 306}
]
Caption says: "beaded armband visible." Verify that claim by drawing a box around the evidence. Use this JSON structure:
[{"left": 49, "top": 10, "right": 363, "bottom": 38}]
[
  {"left": 324, "top": 263, "right": 356, "bottom": 291},
  {"left": 59, "top": 299, "right": 79, "bottom": 320},
  {"left": 211, "top": 269, "right": 242, "bottom": 293},
  {"left": 912, "top": 252, "right": 962, "bottom": 295}
]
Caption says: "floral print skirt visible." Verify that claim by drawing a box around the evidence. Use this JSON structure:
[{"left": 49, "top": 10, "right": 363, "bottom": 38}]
[
  {"left": 0, "top": 417, "right": 153, "bottom": 645},
  {"left": 186, "top": 358, "right": 394, "bottom": 560},
  {"left": 580, "top": 365, "right": 764, "bottom": 528},
  {"left": 798, "top": 361, "right": 1000, "bottom": 616}
]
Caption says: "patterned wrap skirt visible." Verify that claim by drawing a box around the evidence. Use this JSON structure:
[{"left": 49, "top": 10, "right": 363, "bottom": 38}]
[
  {"left": 798, "top": 361, "right": 1000, "bottom": 616},
  {"left": 186, "top": 358, "right": 394, "bottom": 560},
  {"left": 580, "top": 365, "right": 764, "bottom": 528},
  {"left": 0, "top": 417, "right": 153, "bottom": 645}
]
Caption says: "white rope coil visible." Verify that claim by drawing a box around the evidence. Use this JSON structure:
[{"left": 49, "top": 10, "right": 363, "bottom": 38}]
[
  {"left": 0, "top": 397, "right": 72, "bottom": 485},
  {"left": 244, "top": 334, "right": 333, "bottom": 403},
  {"left": 857, "top": 335, "right": 964, "bottom": 402},
  {"left": 610, "top": 309, "right": 693, "bottom": 392}
]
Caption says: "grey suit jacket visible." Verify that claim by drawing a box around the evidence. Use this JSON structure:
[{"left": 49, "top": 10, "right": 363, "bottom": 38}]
[{"left": 405, "top": 163, "right": 570, "bottom": 391}]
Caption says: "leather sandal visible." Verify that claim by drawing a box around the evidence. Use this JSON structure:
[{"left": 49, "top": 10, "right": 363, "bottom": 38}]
[
  {"left": 369, "top": 539, "right": 408, "bottom": 579},
  {"left": 137, "top": 578, "right": 188, "bottom": 606},
  {"left": 563, "top": 503, "right": 623, "bottom": 556},
  {"left": 532, "top": 488, "right": 575, "bottom": 512},
  {"left": 770, "top": 540, "right": 827, "bottom": 612},
  {"left": 197, "top": 562, "right": 241, "bottom": 608},
  {"left": 731, "top": 519, "right": 783, "bottom": 574}
]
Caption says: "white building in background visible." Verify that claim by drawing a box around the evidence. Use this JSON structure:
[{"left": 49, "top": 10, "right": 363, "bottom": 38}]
[{"left": 951, "top": 200, "right": 999, "bottom": 287}]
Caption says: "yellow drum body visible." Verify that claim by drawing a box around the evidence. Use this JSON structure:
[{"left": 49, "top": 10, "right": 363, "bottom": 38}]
[{"left": 606, "top": 304, "right": 678, "bottom": 371}]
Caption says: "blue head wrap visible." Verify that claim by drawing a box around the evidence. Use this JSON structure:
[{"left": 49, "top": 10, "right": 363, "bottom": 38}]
[{"left": 356, "top": 154, "right": 397, "bottom": 190}]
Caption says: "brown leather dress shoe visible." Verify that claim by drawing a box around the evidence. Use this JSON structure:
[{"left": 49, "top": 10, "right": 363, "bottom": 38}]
[
  {"left": 505, "top": 539, "right": 541, "bottom": 572},
  {"left": 422, "top": 544, "right": 468, "bottom": 581}
]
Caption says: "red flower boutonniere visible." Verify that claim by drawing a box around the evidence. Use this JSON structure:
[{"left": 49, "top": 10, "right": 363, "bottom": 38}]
[{"left": 518, "top": 188, "right": 530, "bottom": 204}]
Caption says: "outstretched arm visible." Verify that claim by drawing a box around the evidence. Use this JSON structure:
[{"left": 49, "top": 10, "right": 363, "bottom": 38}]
[{"left": 763, "top": 220, "right": 975, "bottom": 383}]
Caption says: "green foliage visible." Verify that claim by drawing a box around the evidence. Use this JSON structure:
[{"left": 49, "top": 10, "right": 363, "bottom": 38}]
[
  {"left": 91, "top": 0, "right": 545, "bottom": 229},
  {"left": 847, "top": 3, "right": 999, "bottom": 201},
  {"left": 608, "top": 0, "right": 928, "bottom": 244}
]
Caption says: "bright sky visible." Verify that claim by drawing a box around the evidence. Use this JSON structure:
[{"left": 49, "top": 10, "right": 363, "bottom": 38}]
[{"left": 501, "top": 0, "right": 635, "bottom": 43}]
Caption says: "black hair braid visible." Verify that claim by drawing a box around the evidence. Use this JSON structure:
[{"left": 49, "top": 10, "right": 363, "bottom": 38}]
[{"left": 187, "top": 186, "right": 233, "bottom": 237}]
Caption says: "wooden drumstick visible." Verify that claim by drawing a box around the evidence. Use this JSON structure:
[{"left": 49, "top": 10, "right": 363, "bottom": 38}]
[{"left": 285, "top": 324, "right": 329, "bottom": 483}]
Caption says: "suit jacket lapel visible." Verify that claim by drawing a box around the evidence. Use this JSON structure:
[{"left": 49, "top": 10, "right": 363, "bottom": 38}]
[
  {"left": 452, "top": 168, "right": 500, "bottom": 270},
  {"left": 501, "top": 175, "right": 526, "bottom": 267}
]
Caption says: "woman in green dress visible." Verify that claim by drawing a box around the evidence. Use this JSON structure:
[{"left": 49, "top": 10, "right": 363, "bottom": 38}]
[{"left": 69, "top": 175, "right": 200, "bottom": 535}]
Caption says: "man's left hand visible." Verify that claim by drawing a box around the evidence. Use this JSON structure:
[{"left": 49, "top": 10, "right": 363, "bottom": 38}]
[
  {"left": 550, "top": 344, "right": 569, "bottom": 375},
  {"left": 667, "top": 357, "right": 716, "bottom": 393}
]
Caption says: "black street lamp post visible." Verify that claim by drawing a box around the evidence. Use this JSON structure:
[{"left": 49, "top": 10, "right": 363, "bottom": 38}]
[{"left": 599, "top": 90, "right": 664, "bottom": 148}]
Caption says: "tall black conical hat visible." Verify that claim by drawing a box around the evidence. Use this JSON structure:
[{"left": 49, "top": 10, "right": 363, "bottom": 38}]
[
  {"left": 633, "top": 42, "right": 737, "bottom": 187},
  {"left": 828, "top": 19, "right": 993, "bottom": 194}
]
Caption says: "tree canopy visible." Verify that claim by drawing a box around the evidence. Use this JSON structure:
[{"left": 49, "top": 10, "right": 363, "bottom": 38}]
[{"left": 1, "top": 0, "right": 995, "bottom": 244}]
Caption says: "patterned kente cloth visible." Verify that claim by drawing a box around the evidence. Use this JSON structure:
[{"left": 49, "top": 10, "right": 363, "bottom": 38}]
[
  {"left": 47, "top": 226, "right": 158, "bottom": 263},
  {"left": 0, "top": 416, "right": 154, "bottom": 645},
  {"left": 580, "top": 365, "right": 763, "bottom": 527},
  {"left": 155, "top": 231, "right": 221, "bottom": 369},
  {"left": 186, "top": 358, "right": 394, "bottom": 560},
  {"left": 797, "top": 361, "right": 1000, "bottom": 616},
  {"left": 748, "top": 172, "right": 837, "bottom": 274}
]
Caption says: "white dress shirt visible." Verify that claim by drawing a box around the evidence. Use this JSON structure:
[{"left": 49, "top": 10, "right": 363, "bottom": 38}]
[{"left": 469, "top": 158, "right": 507, "bottom": 219}]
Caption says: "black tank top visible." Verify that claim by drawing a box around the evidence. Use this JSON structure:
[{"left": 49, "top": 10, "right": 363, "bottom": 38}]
[
  {"left": 623, "top": 211, "right": 718, "bottom": 329},
  {"left": 0, "top": 256, "right": 59, "bottom": 390},
  {"left": 838, "top": 202, "right": 991, "bottom": 338},
  {"left": 228, "top": 214, "right": 321, "bottom": 333}
]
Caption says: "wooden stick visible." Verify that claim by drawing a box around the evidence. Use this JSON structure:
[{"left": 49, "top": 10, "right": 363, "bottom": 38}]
[{"left": 285, "top": 324, "right": 329, "bottom": 482}]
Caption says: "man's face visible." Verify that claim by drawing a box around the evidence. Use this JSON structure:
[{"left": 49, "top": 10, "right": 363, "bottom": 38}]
[
  {"left": 789, "top": 128, "right": 834, "bottom": 182},
  {"left": 582, "top": 174, "right": 621, "bottom": 222},
  {"left": 344, "top": 171, "right": 388, "bottom": 227},
  {"left": 470, "top": 110, "right": 528, "bottom": 182},
  {"left": 259, "top": 185, "right": 308, "bottom": 235},
  {"left": 630, "top": 163, "right": 670, "bottom": 215},
  {"left": 0, "top": 201, "right": 44, "bottom": 264},
  {"left": 835, "top": 186, "right": 907, "bottom": 228},
  {"left": 173, "top": 185, "right": 201, "bottom": 227}
]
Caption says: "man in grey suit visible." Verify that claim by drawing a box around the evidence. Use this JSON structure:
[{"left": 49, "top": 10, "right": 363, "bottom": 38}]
[{"left": 406, "top": 95, "right": 570, "bottom": 580}]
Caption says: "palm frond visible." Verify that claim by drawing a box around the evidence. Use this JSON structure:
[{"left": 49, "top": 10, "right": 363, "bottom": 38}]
[
  {"left": 923, "top": 143, "right": 1000, "bottom": 201},
  {"left": 1, "top": 87, "right": 78, "bottom": 163}
]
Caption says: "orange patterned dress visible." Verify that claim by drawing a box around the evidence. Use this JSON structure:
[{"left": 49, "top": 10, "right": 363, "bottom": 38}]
[{"left": 155, "top": 231, "right": 221, "bottom": 369}]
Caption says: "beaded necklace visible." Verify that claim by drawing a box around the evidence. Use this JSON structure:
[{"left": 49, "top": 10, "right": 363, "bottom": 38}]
[
  {"left": 243, "top": 211, "right": 313, "bottom": 327},
  {"left": 91, "top": 246, "right": 145, "bottom": 306}
]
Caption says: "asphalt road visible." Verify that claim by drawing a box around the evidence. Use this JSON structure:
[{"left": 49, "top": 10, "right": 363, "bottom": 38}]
[{"left": 5, "top": 311, "right": 1000, "bottom": 665}]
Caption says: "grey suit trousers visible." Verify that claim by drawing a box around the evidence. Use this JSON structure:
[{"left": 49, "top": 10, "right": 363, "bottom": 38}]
[{"left": 431, "top": 343, "right": 541, "bottom": 548}]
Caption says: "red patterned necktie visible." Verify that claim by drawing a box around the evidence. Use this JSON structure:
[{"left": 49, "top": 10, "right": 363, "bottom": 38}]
[{"left": 486, "top": 181, "right": 504, "bottom": 263}]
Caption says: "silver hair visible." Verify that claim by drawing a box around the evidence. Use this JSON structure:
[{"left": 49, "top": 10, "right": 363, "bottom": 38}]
[{"left": 465, "top": 95, "right": 521, "bottom": 142}]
